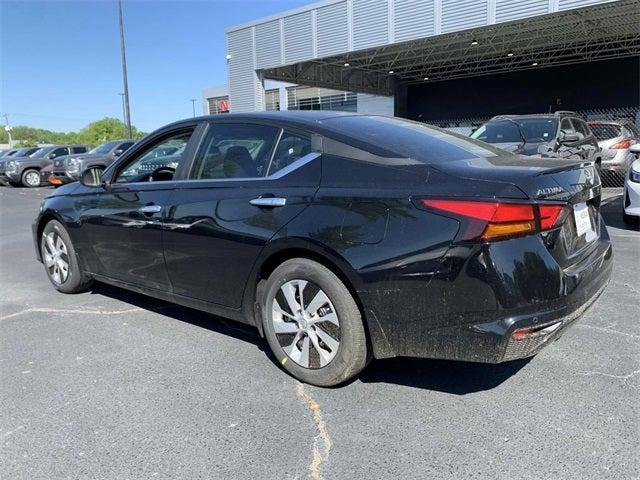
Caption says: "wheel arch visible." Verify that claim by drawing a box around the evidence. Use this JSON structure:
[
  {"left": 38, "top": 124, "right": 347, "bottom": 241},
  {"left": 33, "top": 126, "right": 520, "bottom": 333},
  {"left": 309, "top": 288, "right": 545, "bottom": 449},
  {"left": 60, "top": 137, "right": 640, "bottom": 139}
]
[
  {"left": 35, "top": 210, "right": 68, "bottom": 261},
  {"left": 242, "top": 239, "right": 364, "bottom": 334}
]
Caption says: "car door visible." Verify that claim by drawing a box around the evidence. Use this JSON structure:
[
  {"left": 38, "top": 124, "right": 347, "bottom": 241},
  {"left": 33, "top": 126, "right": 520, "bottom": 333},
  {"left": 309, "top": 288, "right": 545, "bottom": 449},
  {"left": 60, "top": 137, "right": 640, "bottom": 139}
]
[
  {"left": 163, "top": 121, "right": 321, "bottom": 308},
  {"left": 81, "top": 125, "right": 199, "bottom": 291}
]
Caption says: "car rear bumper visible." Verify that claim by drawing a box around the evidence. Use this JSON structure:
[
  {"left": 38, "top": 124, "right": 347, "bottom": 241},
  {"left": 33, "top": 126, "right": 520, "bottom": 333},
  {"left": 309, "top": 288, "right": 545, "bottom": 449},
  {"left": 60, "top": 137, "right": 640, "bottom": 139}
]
[{"left": 360, "top": 219, "right": 613, "bottom": 363}]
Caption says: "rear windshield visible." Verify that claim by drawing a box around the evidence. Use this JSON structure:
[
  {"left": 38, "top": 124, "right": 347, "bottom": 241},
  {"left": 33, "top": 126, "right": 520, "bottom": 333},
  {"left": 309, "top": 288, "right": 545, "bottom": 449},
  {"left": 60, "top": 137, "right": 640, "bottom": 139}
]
[
  {"left": 589, "top": 123, "right": 622, "bottom": 141},
  {"left": 320, "top": 116, "right": 503, "bottom": 163}
]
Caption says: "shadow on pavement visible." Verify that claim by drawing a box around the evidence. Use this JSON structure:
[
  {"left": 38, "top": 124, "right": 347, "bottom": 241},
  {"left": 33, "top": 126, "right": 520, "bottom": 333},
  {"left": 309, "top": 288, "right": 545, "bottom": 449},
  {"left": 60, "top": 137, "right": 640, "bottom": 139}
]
[
  {"left": 91, "top": 283, "right": 530, "bottom": 393},
  {"left": 90, "top": 283, "right": 267, "bottom": 350},
  {"left": 359, "top": 357, "right": 530, "bottom": 394},
  {"left": 600, "top": 193, "right": 639, "bottom": 232}
]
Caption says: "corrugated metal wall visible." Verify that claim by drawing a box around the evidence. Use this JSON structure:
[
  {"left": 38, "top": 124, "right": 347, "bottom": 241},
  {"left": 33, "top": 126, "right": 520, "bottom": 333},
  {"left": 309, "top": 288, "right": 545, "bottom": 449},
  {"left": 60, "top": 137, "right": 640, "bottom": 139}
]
[
  {"left": 441, "top": 0, "right": 488, "bottom": 33},
  {"left": 352, "top": 0, "right": 389, "bottom": 50},
  {"left": 226, "top": 0, "right": 617, "bottom": 112},
  {"left": 394, "top": 0, "right": 436, "bottom": 42},
  {"left": 316, "top": 2, "right": 349, "bottom": 57},
  {"left": 496, "top": 0, "right": 549, "bottom": 22},
  {"left": 255, "top": 20, "right": 282, "bottom": 69},
  {"left": 284, "top": 11, "right": 314, "bottom": 64}
]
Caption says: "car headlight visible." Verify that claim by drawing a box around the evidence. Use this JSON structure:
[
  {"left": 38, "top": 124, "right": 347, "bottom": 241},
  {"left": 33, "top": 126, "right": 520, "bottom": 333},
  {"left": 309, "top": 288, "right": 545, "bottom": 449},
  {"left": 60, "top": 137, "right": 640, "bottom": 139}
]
[
  {"left": 66, "top": 158, "right": 80, "bottom": 173},
  {"left": 630, "top": 169, "right": 640, "bottom": 183},
  {"left": 6, "top": 161, "right": 17, "bottom": 173}
]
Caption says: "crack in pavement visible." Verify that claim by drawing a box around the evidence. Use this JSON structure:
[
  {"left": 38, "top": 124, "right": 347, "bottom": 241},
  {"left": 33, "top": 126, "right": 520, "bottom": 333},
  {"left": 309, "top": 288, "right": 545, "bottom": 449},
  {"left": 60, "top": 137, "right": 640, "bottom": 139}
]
[
  {"left": 580, "top": 368, "right": 640, "bottom": 387},
  {"left": 0, "top": 306, "right": 144, "bottom": 322},
  {"left": 296, "top": 382, "right": 332, "bottom": 480},
  {"left": 576, "top": 323, "right": 640, "bottom": 340}
]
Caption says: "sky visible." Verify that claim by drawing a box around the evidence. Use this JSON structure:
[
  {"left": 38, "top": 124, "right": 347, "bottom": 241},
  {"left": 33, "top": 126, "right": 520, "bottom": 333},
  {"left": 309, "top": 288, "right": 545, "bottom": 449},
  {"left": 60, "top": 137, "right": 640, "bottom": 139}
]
[{"left": 0, "top": 0, "right": 312, "bottom": 133}]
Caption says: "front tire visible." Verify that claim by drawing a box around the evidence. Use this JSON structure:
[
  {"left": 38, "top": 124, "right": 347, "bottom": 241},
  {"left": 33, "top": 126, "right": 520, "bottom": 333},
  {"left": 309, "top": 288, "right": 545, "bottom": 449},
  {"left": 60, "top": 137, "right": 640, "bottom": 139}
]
[
  {"left": 21, "top": 169, "right": 41, "bottom": 188},
  {"left": 262, "top": 258, "right": 368, "bottom": 387},
  {"left": 40, "top": 220, "right": 93, "bottom": 293}
]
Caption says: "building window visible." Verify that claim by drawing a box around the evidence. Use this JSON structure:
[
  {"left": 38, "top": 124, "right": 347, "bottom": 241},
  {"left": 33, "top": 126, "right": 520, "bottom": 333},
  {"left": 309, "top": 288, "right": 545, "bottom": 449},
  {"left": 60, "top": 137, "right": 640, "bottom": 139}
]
[
  {"left": 265, "top": 89, "right": 280, "bottom": 111},
  {"left": 207, "top": 96, "right": 230, "bottom": 114},
  {"left": 286, "top": 86, "right": 357, "bottom": 112}
]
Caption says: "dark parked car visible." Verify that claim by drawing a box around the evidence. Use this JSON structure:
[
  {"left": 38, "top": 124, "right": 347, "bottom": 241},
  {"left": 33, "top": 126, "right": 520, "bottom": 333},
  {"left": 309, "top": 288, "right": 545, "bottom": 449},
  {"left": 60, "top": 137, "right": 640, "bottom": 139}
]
[
  {"left": 50, "top": 139, "right": 136, "bottom": 185},
  {"left": 471, "top": 112, "right": 601, "bottom": 165},
  {"left": 0, "top": 145, "right": 88, "bottom": 187},
  {"left": 33, "top": 112, "right": 612, "bottom": 386},
  {"left": 0, "top": 147, "right": 42, "bottom": 185}
]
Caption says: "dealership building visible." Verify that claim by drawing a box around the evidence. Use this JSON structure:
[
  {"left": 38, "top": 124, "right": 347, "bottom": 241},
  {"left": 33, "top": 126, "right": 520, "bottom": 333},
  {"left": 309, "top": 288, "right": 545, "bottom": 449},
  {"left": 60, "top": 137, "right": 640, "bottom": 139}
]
[{"left": 218, "top": 0, "right": 638, "bottom": 124}]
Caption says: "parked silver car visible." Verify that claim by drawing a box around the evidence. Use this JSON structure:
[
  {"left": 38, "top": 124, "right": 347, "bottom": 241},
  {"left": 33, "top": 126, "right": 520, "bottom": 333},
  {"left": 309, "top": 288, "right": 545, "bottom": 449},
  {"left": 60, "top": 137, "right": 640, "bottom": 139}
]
[{"left": 588, "top": 120, "right": 639, "bottom": 177}]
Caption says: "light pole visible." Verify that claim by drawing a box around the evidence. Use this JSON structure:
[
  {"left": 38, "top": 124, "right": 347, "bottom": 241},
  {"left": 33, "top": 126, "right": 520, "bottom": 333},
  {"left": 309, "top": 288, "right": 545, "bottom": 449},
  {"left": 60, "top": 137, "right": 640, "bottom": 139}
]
[
  {"left": 3, "top": 114, "right": 13, "bottom": 148},
  {"left": 190, "top": 99, "right": 197, "bottom": 118},
  {"left": 118, "top": 93, "right": 126, "bottom": 132},
  {"left": 118, "top": 0, "right": 133, "bottom": 139}
]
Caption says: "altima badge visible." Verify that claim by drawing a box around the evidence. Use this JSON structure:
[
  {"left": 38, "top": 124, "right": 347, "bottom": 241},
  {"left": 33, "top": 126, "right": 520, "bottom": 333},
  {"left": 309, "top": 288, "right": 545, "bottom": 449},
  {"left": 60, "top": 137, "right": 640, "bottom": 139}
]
[{"left": 536, "top": 186, "right": 564, "bottom": 197}]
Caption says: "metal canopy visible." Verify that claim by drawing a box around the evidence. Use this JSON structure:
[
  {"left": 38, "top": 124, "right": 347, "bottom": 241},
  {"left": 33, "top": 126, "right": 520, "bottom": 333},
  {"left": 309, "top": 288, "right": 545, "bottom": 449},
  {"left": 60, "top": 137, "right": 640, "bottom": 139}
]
[{"left": 261, "top": 0, "right": 639, "bottom": 96}]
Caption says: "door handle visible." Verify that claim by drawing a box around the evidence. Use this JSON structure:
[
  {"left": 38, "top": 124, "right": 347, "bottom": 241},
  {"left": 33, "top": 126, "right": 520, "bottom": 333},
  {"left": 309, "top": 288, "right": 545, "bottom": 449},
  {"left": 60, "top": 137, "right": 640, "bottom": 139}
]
[
  {"left": 250, "top": 197, "right": 287, "bottom": 207},
  {"left": 138, "top": 204, "right": 162, "bottom": 214}
]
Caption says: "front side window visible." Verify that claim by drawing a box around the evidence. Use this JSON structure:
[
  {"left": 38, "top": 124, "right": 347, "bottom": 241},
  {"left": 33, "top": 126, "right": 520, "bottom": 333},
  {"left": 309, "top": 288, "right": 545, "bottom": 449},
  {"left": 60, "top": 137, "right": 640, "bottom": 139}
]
[
  {"left": 571, "top": 119, "right": 589, "bottom": 139},
  {"left": 51, "top": 147, "right": 69, "bottom": 158},
  {"left": 190, "top": 123, "right": 279, "bottom": 180},
  {"left": 268, "top": 131, "right": 311, "bottom": 175},
  {"left": 560, "top": 118, "right": 575, "bottom": 134},
  {"left": 115, "top": 129, "right": 193, "bottom": 183}
]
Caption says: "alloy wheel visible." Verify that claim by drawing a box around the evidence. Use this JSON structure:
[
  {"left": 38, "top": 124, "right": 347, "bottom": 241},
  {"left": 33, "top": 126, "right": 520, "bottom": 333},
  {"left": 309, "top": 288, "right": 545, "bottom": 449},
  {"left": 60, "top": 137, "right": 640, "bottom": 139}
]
[
  {"left": 25, "top": 171, "right": 40, "bottom": 187},
  {"left": 272, "top": 279, "right": 341, "bottom": 369},
  {"left": 43, "top": 231, "right": 70, "bottom": 284}
]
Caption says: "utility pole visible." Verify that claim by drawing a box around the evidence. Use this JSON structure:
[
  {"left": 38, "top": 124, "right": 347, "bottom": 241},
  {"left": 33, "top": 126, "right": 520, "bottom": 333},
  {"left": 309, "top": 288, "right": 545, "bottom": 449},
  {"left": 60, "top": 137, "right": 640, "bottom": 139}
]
[
  {"left": 118, "top": 0, "right": 133, "bottom": 139},
  {"left": 3, "top": 114, "right": 13, "bottom": 148},
  {"left": 190, "top": 99, "right": 197, "bottom": 118},
  {"left": 118, "top": 93, "right": 126, "bottom": 131}
]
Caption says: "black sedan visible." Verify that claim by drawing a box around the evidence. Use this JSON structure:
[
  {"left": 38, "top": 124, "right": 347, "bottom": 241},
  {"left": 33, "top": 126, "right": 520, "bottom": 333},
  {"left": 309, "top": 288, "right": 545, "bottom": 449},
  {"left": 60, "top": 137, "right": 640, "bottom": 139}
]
[{"left": 33, "top": 112, "right": 612, "bottom": 386}]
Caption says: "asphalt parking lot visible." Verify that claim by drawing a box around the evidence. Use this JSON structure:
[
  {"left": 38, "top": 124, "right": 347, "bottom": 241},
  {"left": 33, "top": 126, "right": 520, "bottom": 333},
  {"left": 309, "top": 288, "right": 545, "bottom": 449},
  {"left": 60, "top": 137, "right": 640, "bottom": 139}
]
[{"left": 1, "top": 186, "right": 638, "bottom": 480}]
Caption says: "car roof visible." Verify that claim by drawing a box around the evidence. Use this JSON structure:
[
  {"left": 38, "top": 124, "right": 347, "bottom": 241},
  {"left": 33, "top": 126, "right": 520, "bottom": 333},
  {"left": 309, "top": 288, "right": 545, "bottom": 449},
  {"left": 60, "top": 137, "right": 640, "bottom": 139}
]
[
  {"left": 490, "top": 112, "right": 579, "bottom": 121},
  {"left": 164, "top": 110, "right": 361, "bottom": 131}
]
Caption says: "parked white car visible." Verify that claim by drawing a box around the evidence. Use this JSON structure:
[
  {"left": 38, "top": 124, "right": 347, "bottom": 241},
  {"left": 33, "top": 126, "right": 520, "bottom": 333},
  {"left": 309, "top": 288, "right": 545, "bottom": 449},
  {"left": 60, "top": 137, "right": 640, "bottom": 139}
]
[
  {"left": 589, "top": 121, "right": 639, "bottom": 179},
  {"left": 623, "top": 144, "right": 640, "bottom": 225}
]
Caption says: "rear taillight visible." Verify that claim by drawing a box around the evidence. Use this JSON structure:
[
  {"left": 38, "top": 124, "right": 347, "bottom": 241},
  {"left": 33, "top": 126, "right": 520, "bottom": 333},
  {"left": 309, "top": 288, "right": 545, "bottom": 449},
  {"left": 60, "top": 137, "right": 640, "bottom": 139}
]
[
  {"left": 611, "top": 139, "right": 632, "bottom": 150},
  {"left": 419, "top": 199, "right": 566, "bottom": 242}
]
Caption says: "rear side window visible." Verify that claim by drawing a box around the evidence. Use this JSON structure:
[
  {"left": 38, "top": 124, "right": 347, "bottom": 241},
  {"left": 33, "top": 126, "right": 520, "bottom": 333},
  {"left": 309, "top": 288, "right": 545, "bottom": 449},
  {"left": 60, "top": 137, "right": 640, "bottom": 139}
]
[
  {"left": 190, "top": 123, "right": 279, "bottom": 179},
  {"left": 320, "top": 116, "right": 500, "bottom": 164},
  {"left": 268, "top": 131, "right": 312, "bottom": 176},
  {"left": 73, "top": 146, "right": 87, "bottom": 154}
]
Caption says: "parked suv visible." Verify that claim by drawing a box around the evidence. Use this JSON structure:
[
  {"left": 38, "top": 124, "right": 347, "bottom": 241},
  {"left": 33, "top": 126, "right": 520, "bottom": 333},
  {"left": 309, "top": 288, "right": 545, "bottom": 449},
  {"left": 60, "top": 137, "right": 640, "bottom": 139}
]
[
  {"left": 0, "top": 145, "right": 88, "bottom": 187},
  {"left": 471, "top": 112, "right": 601, "bottom": 165},
  {"left": 50, "top": 139, "right": 135, "bottom": 185}
]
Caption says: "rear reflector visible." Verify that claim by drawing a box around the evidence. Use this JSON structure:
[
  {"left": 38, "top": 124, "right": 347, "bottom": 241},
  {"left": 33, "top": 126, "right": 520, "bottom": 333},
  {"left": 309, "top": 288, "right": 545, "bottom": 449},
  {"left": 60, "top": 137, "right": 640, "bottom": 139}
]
[
  {"left": 511, "top": 322, "right": 562, "bottom": 341},
  {"left": 611, "top": 139, "right": 632, "bottom": 150},
  {"left": 419, "top": 199, "right": 566, "bottom": 241}
]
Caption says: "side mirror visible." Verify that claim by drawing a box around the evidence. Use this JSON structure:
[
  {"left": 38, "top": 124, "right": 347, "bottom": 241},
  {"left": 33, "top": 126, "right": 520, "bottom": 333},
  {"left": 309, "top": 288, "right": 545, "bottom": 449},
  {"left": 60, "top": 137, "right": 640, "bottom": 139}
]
[
  {"left": 47, "top": 153, "right": 56, "bottom": 159},
  {"left": 560, "top": 132, "right": 580, "bottom": 144},
  {"left": 113, "top": 149, "right": 124, "bottom": 157},
  {"left": 629, "top": 144, "right": 640, "bottom": 155},
  {"left": 80, "top": 166, "right": 104, "bottom": 187}
]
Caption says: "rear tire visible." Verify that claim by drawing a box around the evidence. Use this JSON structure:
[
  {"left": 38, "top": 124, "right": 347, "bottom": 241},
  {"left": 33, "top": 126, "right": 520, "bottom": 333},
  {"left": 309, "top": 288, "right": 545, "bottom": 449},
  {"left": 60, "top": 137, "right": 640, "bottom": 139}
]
[
  {"left": 40, "top": 220, "right": 93, "bottom": 293},
  {"left": 261, "top": 258, "right": 368, "bottom": 387},
  {"left": 21, "top": 169, "right": 41, "bottom": 188}
]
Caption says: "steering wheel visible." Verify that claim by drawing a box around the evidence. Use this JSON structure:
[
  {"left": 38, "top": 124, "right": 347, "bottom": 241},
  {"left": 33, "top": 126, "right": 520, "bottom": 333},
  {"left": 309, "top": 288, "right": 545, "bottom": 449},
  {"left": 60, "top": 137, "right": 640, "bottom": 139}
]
[{"left": 148, "top": 166, "right": 176, "bottom": 182}]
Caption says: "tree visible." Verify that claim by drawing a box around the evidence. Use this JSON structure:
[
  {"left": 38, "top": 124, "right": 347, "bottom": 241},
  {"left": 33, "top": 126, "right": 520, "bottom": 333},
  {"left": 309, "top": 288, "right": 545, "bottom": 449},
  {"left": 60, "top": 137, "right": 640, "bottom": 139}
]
[
  {"left": 14, "top": 140, "right": 39, "bottom": 147},
  {"left": 0, "top": 117, "right": 146, "bottom": 147}
]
